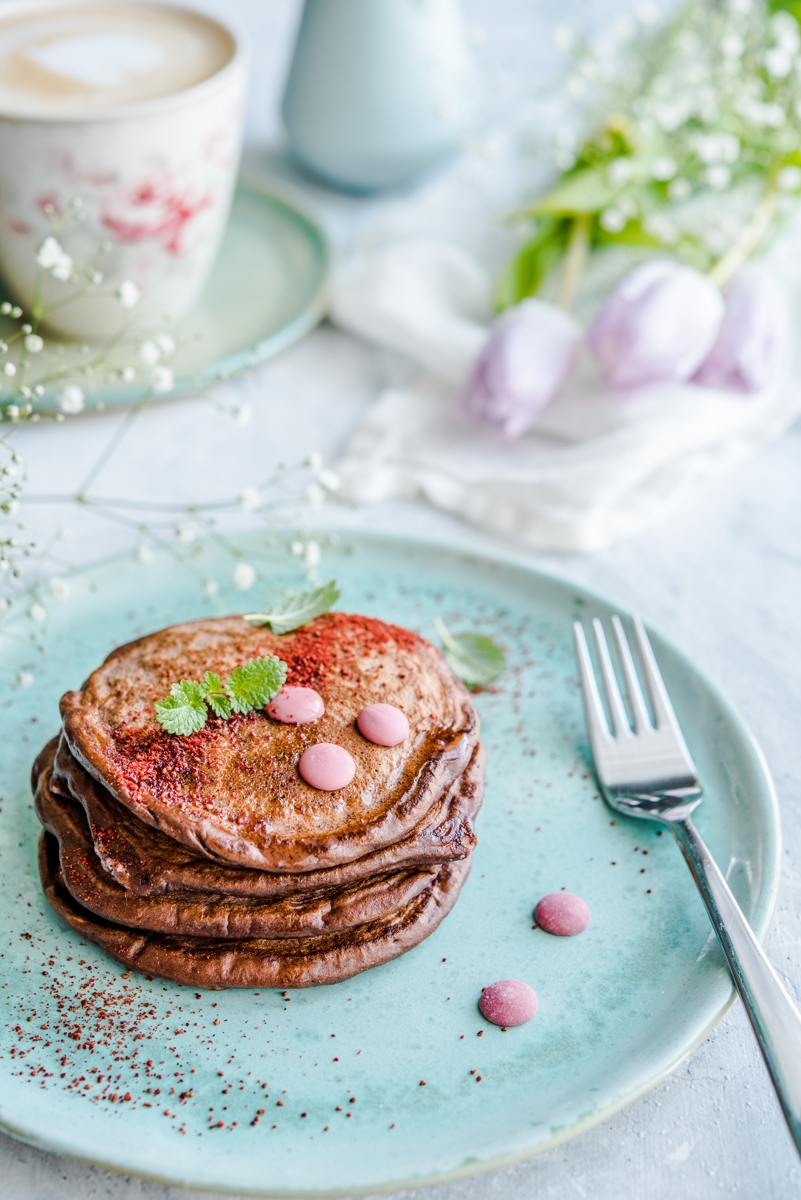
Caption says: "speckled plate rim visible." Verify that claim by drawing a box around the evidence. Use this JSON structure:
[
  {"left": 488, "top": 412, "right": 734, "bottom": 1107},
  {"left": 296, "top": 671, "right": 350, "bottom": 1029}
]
[{"left": 0, "top": 530, "right": 783, "bottom": 1196}]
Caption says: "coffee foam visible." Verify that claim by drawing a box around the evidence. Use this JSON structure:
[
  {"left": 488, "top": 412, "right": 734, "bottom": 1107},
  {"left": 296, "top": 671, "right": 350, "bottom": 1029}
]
[{"left": 0, "top": 3, "right": 234, "bottom": 116}]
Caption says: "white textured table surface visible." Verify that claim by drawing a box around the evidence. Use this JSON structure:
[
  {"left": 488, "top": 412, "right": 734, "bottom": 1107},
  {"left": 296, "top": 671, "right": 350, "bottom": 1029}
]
[{"left": 2, "top": 0, "right": 801, "bottom": 1196}]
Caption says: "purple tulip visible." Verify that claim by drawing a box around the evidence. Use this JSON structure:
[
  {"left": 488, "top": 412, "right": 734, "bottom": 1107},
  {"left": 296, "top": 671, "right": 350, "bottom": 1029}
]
[
  {"left": 694, "top": 262, "right": 790, "bottom": 393},
  {"left": 457, "top": 299, "right": 581, "bottom": 440},
  {"left": 587, "top": 260, "right": 725, "bottom": 390}
]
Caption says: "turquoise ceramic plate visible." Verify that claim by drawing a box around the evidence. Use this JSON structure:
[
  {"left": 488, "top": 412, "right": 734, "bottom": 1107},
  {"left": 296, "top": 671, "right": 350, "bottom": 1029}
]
[
  {"left": 1, "top": 179, "right": 329, "bottom": 413},
  {"left": 0, "top": 533, "right": 780, "bottom": 1194}
]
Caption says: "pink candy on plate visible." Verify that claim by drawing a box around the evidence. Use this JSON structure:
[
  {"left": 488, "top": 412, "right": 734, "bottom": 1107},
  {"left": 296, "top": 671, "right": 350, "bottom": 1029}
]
[
  {"left": 356, "top": 703, "right": 409, "bottom": 747},
  {"left": 298, "top": 743, "right": 355, "bottom": 792},
  {"left": 267, "top": 685, "right": 325, "bottom": 725},
  {"left": 479, "top": 979, "right": 538, "bottom": 1027},
  {"left": 534, "top": 891, "right": 590, "bottom": 936}
]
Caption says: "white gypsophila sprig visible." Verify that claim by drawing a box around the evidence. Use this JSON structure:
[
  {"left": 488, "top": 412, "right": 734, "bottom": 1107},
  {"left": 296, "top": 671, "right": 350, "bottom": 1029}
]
[{"left": 503, "top": 0, "right": 801, "bottom": 308}]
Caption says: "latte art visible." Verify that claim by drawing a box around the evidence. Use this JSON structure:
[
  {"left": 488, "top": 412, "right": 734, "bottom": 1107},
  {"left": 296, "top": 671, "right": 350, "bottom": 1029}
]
[{"left": 0, "top": 3, "right": 234, "bottom": 116}]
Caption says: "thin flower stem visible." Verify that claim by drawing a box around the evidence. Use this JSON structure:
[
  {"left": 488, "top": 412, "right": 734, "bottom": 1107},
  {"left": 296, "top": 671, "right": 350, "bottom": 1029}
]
[
  {"left": 74, "top": 395, "right": 150, "bottom": 497},
  {"left": 556, "top": 214, "right": 590, "bottom": 311},
  {"left": 709, "top": 187, "right": 778, "bottom": 289}
]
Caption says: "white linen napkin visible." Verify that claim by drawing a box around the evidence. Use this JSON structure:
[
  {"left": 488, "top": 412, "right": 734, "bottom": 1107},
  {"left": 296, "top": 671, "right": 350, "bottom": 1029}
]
[{"left": 330, "top": 234, "right": 801, "bottom": 553}]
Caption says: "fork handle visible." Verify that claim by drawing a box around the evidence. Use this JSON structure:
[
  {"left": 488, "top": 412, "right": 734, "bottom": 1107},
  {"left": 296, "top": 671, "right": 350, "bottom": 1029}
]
[{"left": 672, "top": 817, "right": 801, "bottom": 1152}]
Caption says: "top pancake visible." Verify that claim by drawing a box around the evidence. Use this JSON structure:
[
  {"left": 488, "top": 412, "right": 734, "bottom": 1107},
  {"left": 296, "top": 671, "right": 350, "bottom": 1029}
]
[{"left": 60, "top": 613, "right": 478, "bottom": 872}]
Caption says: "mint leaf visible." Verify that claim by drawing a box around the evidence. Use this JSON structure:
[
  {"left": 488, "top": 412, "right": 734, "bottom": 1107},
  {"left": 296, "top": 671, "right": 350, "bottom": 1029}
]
[
  {"left": 154, "top": 680, "right": 208, "bottom": 736},
  {"left": 434, "top": 617, "right": 505, "bottom": 690},
  {"left": 201, "top": 670, "right": 232, "bottom": 719},
  {"left": 243, "top": 580, "right": 340, "bottom": 635},
  {"left": 225, "top": 655, "right": 287, "bottom": 714}
]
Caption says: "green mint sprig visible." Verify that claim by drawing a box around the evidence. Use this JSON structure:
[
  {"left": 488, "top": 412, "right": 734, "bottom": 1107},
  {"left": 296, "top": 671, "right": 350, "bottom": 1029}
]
[
  {"left": 434, "top": 617, "right": 506, "bottom": 691},
  {"left": 154, "top": 655, "right": 287, "bottom": 736},
  {"left": 243, "top": 580, "right": 340, "bottom": 635}
]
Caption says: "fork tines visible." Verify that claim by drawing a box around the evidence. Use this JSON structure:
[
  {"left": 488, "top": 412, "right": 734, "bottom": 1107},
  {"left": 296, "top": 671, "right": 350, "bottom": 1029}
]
[{"left": 573, "top": 614, "right": 699, "bottom": 797}]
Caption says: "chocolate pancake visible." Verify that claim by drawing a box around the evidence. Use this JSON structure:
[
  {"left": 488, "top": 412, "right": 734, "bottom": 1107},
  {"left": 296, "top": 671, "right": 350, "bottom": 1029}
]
[
  {"left": 39, "top": 832, "right": 470, "bottom": 988},
  {"left": 42, "top": 737, "right": 483, "bottom": 898},
  {"left": 60, "top": 613, "right": 478, "bottom": 872},
  {"left": 37, "top": 771, "right": 440, "bottom": 939}
]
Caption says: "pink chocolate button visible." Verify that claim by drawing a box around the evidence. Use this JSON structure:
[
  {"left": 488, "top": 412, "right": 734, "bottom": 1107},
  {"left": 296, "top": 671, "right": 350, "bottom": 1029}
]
[
  {"left": 479, "top": 979, "right": 538, "bottom": 1027},
  {"left": 357, "top": 703, "right": 409, "bottom": 747},
  {"left": 534, "top": 892, "right": 590, "bottom": 936},
  {"left": 267, "top": 686, "right": 325, "bottom": 725},
  {"left": 299, "top": 743, "right": 355, "bottom": 791}
]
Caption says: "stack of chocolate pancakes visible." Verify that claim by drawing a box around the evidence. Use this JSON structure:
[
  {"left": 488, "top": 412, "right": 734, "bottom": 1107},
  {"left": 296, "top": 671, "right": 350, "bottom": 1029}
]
[{"left": 34, "top": 612, "right": 484, "bottom": 989}]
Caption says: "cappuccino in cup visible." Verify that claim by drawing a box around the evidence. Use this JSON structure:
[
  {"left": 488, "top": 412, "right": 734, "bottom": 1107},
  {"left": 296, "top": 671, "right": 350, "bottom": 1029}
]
[
  {"left": 0, "top": 3, "right": 235, "bottom": 115},
  {"left": 0, "top": 1, "right": 248, "bottom": 339}
]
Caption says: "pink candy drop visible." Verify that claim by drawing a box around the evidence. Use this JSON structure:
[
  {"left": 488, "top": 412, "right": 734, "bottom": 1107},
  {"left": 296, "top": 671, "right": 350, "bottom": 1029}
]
[
  {"left": 267, "top": 685, "right": 325, "bottom": 725},
  {"left": 356, "top": 703, "right": 409, "bottom": 747},
  {"left": 534, "top": 892, "right": 590, "bottom": 936},
  {"left": 479, "top": 979, "right": 538, "bottom": 1027},
  {"left": 298, "top": 743, "right": 355, "bottom": 791}
]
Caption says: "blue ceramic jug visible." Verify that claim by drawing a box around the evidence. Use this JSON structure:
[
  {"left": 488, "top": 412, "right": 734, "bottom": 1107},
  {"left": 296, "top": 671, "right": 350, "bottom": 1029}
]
[{"left": 281, "top": 0, "right": 476, "bottom": 193}]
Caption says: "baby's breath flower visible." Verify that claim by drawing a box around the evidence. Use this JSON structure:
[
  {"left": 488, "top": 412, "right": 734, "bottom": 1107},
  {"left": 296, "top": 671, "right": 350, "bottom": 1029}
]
[
  {"left": 0, "top": 302, "right": 10, "bottom": 315},
  {"left": 304, "top": 483, "right": 326, "bottom": 507},
  {"left": 234, "top": 403, "right": 252, "bottom": 426},
  {"left": 150, "top": 365, "right": 174, "bottom": 394},
  {"left": 318, "top": 469, "right": 341, "bottom": 492},
  {"left": 607, "top": 158, "right": 635, "bottom": 187},
  {"left": 3, "top": 362, "right": 15, "bottom": 377},
  {"left": 202, "top": 579, "right": 219, "bottom": 599},
  {"left": 36, "top": 236, "right": 71, "bottom": 275},
  {"left": 135, "top": 543, "right": 154, "bottom": 564},
  {"left": 49, "top": 577, "right": 70, "bottom": 601},
  {"left": 58, "top": 385, "right": 84, "bottom": 414},
  {"left": 778, "top": 165, "right": 801, "bottom": 192},
  {"left": 117, "top": 280, "right": 140, "bottom": 308},
  {"left": 233, "top": 561, "right": 256, "bottom": 590},
  {"left": 667, "top": 177, "right": 692, "bottom": 202},
  {"left": 305, "top": 541, "right": 321, "bottom": 568},
  {"left": 239, "top": 486, "right": 260, "bottom": 512},
  {"left": 155, "top": 333, "right": 175, "bottom": 356},
  {"left": 28, "top": 603, "right": 46, "bottom": 622},
  {"left": 17, "top": 671, "right": 33, "bottom": 689},
  {"left": 290, "top": 541, "right": 305, "bottom": 557},
  {"left": 138, "top": 340, "right": 160, "bottom": 367},
  {"left": 305, "top": 451, "right": 323, "bottom": 472},
  {"left": 765, "top": 46, "right": 793, "bottom": 78},
  {"left": 705, "top": 164, "right": 731, "bottom": 190},
  {"left": 176, "top": 525, "right": 195, "bottom": 545},
  {"left": 10, "top": 306, "right": 21, "bottom": 318},
  {"left": 23, "top": 333, "right": 43, "bottom": 353},
  {"left": 651, "top": 156, "right": 677, "bottom": 181},
  {"left": 121, "top": 366, "right": 136, "bottom": 383},
  {"left": 694, "top": 133, "right": 740, "bottom": 165},
  {"left": 600, "top": 206, "right": 627, "bottom": 232}
]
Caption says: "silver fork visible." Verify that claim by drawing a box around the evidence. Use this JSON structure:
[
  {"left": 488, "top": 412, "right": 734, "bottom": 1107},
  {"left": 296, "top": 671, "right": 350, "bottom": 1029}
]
[{"left": 574, "top": 614, "right": 801, "bottom": 1154}]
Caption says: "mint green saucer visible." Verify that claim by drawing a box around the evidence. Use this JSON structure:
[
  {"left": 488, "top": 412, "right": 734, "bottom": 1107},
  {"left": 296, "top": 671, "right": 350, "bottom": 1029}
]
[
  {"left": 0, "top": 533, "right": 780, "bottom": 1194},
  {"left": 1, "top": 179, "right": 329, "bottom": 413}
]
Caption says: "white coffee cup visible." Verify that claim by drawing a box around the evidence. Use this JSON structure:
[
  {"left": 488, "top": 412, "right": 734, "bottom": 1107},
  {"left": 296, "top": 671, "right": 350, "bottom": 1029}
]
[{"left": 0, "top": 0, "right": 248, "bottom": 340}]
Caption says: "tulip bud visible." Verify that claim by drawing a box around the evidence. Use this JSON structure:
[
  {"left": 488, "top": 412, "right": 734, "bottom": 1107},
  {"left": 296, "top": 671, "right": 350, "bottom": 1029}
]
[
  {"left": 693, "top": 261, "right": 790, "bottom": 393},
  {"left": 457, "top": 299, "right": 581, "bottom": 440},
  {"left": 587, "top": 260, "right": 724, "bottom": 390}
]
